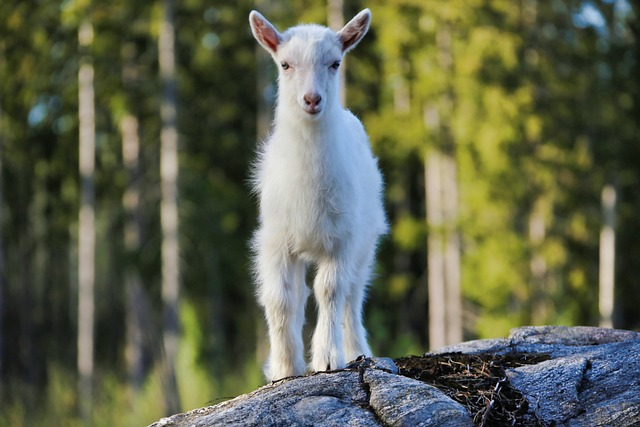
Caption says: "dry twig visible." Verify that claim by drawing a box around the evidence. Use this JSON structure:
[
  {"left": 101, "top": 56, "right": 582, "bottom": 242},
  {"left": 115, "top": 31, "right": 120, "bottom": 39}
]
[{"left": 395, "top": 352, "right": 550, "bottom": 426}]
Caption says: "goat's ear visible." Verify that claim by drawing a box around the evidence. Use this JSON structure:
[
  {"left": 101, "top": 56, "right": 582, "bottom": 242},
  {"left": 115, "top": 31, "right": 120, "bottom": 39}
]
[
  {"left": 338, "top": 9, "right": 371, "bottom": 53},
  {"left": 249, "top": 10, "right": 282, "bottom": 54}
]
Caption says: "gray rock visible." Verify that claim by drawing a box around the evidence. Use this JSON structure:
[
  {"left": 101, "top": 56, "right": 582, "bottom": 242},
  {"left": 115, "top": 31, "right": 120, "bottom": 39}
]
[
  {"left": 445, "top": 326, "right": 640, "bottom": 426},
  {"left": 149, "top": 371, "right": 378, "bottom": 427},
  {"left": 434, "top": 337, "right": 511, "bottom": 355},
  {"left": 148, "top": 327, "right": 640, "bottom": 427},
  {"left": 364, "top": 369, "right": 473, "bottom": 427},
  {"left": 506, "top": 355, "right": 588, "bottom": 422},
  {"left": 508, "top": 325, "right": 640, "bottom": 345}
]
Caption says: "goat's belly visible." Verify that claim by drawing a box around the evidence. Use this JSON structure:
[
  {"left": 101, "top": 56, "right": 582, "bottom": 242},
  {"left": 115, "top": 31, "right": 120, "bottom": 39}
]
[{"left": 291, "top": 226, "right": 334, "bottom": 259}]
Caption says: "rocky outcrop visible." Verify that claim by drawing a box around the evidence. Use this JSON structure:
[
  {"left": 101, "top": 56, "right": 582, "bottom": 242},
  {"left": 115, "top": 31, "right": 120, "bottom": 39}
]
[{"left": 148, "top": 326, "right": 640, "bottom": 427}]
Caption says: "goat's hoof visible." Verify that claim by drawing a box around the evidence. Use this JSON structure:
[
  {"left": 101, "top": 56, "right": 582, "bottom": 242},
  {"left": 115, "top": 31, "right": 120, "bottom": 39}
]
[{"left": 346, "top": 354, "right": 368, "bottom": 369}]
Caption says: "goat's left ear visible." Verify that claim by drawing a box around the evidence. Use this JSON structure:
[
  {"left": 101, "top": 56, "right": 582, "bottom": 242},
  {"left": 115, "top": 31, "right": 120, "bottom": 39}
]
[{"left": 338, "top": 9, "right": 371, "bottom": 53}]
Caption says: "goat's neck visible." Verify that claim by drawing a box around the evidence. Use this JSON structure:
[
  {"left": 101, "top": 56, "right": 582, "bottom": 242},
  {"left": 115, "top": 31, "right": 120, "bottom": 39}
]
[{"left": 275, "top": 105, "right": 341, "bottom": 148}]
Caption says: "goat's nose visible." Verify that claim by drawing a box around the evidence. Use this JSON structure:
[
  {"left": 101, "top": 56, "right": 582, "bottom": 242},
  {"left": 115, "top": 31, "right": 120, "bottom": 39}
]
[{"left": 304, "top": 93, "right": 322, "bottom": 107}]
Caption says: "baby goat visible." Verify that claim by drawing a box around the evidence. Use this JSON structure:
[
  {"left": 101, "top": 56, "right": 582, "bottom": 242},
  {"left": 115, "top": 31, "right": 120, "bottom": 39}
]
[{"left": 249, "top": 9, "right": 387, "bottom": 381}]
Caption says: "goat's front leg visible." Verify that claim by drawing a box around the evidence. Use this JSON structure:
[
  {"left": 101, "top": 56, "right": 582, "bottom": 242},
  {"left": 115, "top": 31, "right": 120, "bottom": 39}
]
[
  {"left": 343, "top": 279, "right": 372, "bottom": 363},
  {"left": 343, "top": 246, "right": 375, "bottom": 362},
  {"left": 257, "top": 243, "right": 308, "bottom": 381},
  {"left": 311, "top": 258, "right": 347, "bottom": 372}
]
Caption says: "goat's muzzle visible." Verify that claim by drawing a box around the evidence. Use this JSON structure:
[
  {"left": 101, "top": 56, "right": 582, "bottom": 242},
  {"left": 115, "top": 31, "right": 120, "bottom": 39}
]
[{"left": 303, "top": 93, "right": 323, "bottom": 115}]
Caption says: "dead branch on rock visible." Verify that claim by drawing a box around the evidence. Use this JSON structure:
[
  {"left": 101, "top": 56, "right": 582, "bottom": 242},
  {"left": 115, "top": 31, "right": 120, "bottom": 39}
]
[{"left": 395, "top": 352, "right": 550, "bottom": 426}]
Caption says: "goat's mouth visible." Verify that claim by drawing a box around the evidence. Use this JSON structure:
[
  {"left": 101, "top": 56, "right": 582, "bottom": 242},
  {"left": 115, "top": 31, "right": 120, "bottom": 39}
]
[{"left": 304, "top": 106, "right": 322, "bottom": 116}]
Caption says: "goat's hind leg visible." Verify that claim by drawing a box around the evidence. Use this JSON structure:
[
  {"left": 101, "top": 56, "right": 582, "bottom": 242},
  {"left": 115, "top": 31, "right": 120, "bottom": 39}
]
[{"left": 257, "top": 245, "right": 308, "bottom": 381}]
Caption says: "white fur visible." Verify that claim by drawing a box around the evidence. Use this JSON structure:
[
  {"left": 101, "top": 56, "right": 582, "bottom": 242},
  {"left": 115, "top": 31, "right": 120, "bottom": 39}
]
[{"left": 249, "top": 9, "right": 387, "bottom": 381}]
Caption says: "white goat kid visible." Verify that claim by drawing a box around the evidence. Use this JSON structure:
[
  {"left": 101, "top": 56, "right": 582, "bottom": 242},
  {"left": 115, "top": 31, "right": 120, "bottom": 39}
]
[{"left": 249, "top": 9, "right": 387, "bottom": 381}]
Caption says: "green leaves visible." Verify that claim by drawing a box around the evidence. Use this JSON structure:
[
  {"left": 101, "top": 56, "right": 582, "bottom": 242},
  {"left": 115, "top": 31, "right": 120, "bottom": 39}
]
[{"left": 1, "top": 1, "right": 639, "bottom": 422}]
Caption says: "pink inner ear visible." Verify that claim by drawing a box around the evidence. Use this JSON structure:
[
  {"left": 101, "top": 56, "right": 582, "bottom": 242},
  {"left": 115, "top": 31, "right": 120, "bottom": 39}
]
[
  {"left": 255, "top": 19, "right": 280, "bottom": 53},
  {"left": 340, "top": 14, "right": 369, "bottom": 52},
  {"left": 340, "top": 29, "right": 360, "bottom": 51}
]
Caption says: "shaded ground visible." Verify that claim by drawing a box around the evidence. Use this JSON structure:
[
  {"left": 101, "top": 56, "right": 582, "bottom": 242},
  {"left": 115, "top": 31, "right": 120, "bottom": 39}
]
[{"left": 395, "top": 352, "right": 551, "bottom": 426}]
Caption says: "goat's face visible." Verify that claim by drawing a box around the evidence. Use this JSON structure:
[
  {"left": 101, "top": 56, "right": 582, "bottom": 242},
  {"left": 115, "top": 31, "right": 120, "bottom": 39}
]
[
  {"left": 250, "top": 9, "right": 371, "bottom": 119},
  {"left": 275, "top": 29, "right": 342, "bottom": 118}
]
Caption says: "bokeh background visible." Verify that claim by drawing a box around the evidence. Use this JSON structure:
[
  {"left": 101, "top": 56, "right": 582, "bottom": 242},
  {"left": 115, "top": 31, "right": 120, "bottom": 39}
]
[{"left": 1, "top": 0, "right": 638, "bottom": 425}]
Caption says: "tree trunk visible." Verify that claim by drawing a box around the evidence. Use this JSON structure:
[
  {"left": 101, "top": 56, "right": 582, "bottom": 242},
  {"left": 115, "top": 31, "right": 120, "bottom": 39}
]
[
  {"left": 255, "top": 0, "right": 273, "bottom": 142},
  {"left": 327, "top": 0, "right": 345, "bottom": 104},
  {"left": 426, "top": 151, "right": 446, "bottom": 350},
  {"left": 425, "top": 21, "right": 462, "bottom": 350},
  {"left": 159, "top": 0, "right": 181, "bottom": 415},
  {"left": 120, "top": 113, "right": 147, "bottom": 389},
  {"left": 120, "top": 39, "right": 150, "bottom": 391},
  {"left": 599, "top": 185, "right": 616, "bottom": 328},
  {"left": 528, "top": 200, "right": 547, "bottom": 325},
  {"left": 437, "top": 22, "right": 462, "bottom": 346},
  {"left": 77, "top": 19, "right": 96, "bottom": 422},
  {"left": 254, "top": 0, "right": 272, "bottom": 365},
  {"left": 442, "top": 154, "right": 462, "bottom": 344},
  {"left": 0, "top": 100, "right": 4, "bottom": 394}
]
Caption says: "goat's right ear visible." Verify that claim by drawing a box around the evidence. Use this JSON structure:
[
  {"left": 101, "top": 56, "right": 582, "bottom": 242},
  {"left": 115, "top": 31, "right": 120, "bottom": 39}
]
[{"left": 249, "top": 11, "right": 282, "bottom": 55}]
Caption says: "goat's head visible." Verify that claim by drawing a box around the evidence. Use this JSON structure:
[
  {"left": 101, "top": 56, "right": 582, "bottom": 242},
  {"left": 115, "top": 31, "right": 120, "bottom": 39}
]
[{"left": 250, "top": 9, "right": 371, "bottom": 119}]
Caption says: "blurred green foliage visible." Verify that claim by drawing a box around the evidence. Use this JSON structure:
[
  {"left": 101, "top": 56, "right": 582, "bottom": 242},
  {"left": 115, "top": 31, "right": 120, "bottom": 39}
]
[{"left": 0, "top": 0, "right": 638, "bottom": 424}]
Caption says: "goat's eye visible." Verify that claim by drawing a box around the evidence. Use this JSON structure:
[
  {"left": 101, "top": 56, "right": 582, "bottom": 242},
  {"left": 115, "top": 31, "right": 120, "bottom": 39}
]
[
  {"left": 330, "top": 61, "right": 341, "bottom": 70},
  {"left": 280, "top": 62, "right": 290, "bottom": 70}
]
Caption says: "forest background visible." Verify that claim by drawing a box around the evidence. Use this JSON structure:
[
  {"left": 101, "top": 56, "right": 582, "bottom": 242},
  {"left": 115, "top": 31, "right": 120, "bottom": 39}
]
[{"left": 1, "top": 0, "right": 638, "bottom": 425}]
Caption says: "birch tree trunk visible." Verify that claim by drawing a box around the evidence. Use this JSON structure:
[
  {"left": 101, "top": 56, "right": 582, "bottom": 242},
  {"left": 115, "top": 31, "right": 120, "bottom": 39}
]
[
  {"left": 426, "top": 151, "right": 446, "bottom": 350},
  {"left": 437, "top": 23, "right": 462, "bottom": 347},
  {"left": 0, "top": 97, "right": 4, "bottom": 394},
  {"left": 120, "top": 112, "right": 147, "bottom": 388},
  {"left": 442, "top": 154, "right": 462, "bottom": 345},
  {"left": 77, "top": 19, "right": 95, "bottom": 422},
  {"left": 599, "top": 185, "right": 616, "bottom": 328},
  {"left": 521, "top": 0, "right": 549, "bottom": 327},
  {"left": 528, "top": 200, "right": 547, "bottom": 324},
  {"left": 254, "top": 0, "right": 272, "bottom": 366},
  {"left": 426, "top": 21, "right": 462, "bottom": 350},
  {"left": 120, "top": 40, "right": 150, "bottom": 391},
  {"left": 159, "top": 0, "right": 181, "bottom": 415},
  {"left": 425, "top": 150, "right": 461, "bottom": 350},
  {"left": 327, "top": 0, "right": 345, "bottom": 104}
]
